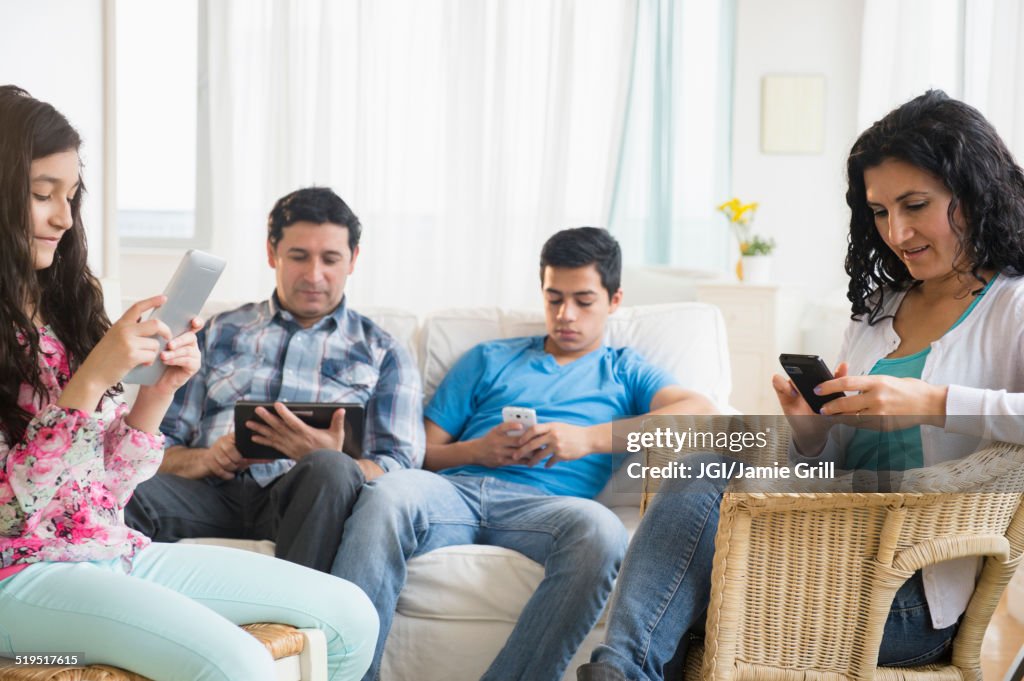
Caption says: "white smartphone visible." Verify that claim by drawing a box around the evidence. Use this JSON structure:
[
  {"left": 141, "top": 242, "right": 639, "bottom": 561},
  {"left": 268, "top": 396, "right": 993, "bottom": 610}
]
[
  {"left": 122, "top": 250, "right": 227, "bottom": 385},
  {"left": 502, "top": 406, "right": 537, "bottom": 438}
]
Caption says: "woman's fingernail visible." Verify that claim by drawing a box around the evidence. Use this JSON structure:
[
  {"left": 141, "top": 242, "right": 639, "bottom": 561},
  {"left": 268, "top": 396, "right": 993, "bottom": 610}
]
[
  {"left": 813, "top": 386, "right": 822, "bottom": 395},
  {"left": 790, "top": 388, "right": 798, "bottom": 397}
]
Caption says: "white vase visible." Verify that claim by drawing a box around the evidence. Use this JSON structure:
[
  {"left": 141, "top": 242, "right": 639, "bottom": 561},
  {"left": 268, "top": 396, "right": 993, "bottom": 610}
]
[{"left": 741, "top": 255, "right": 773, "bottom": 284}]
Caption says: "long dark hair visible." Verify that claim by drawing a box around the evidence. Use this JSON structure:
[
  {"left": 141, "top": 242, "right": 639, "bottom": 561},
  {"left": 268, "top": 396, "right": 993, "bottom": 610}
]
[
  {"left": 0, "top": 86, "right": 111, "bottom": 442},
  {"left": 845, "top": 89, "right": 1024, "bottom": 321}
]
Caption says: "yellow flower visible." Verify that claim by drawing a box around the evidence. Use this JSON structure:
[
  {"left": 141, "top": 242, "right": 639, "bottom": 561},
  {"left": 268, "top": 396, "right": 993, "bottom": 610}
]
[
  {"left": 732, "top": 201, "right": 758, "bottom": 224},
  {"left": 716, "top": 198, "right": 759, "bottom": 224},
  {"left": 716, "top": 198, "right": 741, "bottom": 217}
]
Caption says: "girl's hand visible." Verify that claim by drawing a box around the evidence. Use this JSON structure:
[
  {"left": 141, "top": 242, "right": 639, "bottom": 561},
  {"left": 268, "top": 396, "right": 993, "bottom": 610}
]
[
  {"left": 77, "top": 295, "right": 172, "bottom": 390},
  {"left": 146, "top": 317, "right": 204, "bottom": 397}
]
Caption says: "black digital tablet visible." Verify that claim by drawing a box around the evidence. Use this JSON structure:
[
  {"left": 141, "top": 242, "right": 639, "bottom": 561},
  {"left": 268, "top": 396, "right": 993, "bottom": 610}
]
[{"left": 234, "top": 400, "right": 366, "bottom": 460}]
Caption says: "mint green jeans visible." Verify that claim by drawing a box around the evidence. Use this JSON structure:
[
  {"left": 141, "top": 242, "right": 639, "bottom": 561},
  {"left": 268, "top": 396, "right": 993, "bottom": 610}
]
[{"left": 0, "top": 542, "right": 377, "bottom": 681}]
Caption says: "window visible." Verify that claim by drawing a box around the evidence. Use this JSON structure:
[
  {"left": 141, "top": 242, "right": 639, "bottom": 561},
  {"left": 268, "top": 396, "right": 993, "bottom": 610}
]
[{"left": 115, "top": 0, "right": 201, "bottom": 247}]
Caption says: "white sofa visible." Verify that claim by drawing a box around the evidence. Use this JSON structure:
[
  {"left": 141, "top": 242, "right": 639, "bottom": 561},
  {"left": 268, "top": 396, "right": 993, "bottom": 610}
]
[{"left": 180, "top": 302, "right": 734, "bottom": 681}]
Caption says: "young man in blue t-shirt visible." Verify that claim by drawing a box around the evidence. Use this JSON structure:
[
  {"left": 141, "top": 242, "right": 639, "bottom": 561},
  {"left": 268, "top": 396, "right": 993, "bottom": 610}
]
[{"left": 333, "top": 227, "right": 716, "bottom": 681}]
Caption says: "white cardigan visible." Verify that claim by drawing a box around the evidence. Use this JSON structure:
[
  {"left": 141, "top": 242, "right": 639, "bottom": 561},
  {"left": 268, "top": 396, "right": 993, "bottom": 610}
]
[{"left": 808, "top": 273, "right": 1024, "bottom": 628}]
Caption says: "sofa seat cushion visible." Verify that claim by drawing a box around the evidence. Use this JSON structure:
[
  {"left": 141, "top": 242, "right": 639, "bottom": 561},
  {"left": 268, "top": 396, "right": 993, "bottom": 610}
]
[
  {"left": 179, "top": 506, "right": 639, "bottom": 624},
  {"left": 396, "top": 505, "right": 639, "bottom": 622},
  {"left": 400, "top": 544, "right": 544, "bottom": 622}
]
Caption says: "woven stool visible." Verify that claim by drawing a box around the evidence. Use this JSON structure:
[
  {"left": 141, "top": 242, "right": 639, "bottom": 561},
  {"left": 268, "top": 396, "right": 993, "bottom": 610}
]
[{"left": 0, "top": 623, "right": 308, "bottom": 681}]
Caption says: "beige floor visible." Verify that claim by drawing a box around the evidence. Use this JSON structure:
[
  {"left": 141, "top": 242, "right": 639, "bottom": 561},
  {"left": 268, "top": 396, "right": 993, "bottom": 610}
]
[{"left": 983, "top": 590, "right": 1024, "bottom": 680}]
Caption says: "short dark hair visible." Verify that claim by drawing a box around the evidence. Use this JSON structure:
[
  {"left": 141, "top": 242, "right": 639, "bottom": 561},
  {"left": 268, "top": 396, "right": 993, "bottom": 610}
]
[
  {"left": 846, "top": 89, "right": 1024, "bottom": 322},
  {"left": 539, "top": 227, "right": 622, "bottom": 298},
  {"left": 267, "top": 187, "right": 361, "bottom": 252}
]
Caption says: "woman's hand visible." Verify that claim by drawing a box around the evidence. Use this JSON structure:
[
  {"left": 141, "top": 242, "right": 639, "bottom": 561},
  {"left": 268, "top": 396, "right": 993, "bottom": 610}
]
[
  {"left": 772, "top": 362, "right": 849, "bottom": 416},
  {"left": 772, "top": 362, "right": 849, "bottom": 455},
  {"left": 815, "top": 375, "right": 948, "bottom": 428}
]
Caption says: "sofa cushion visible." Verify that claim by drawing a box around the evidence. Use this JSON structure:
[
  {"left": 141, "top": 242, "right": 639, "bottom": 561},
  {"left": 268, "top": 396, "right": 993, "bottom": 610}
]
[
  {"left": 396, "top": 505, "right": 640, "bottom": 622},
  {"left": 418, "top": 303, "right": 731, "bottom": 408},
  {"left": 179, "top": 505, "right": 640, "bottom": 624}
]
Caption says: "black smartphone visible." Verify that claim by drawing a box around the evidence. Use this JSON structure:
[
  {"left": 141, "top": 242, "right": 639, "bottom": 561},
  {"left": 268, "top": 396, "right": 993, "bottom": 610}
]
[
  {"left": 779, "top": 354, "right": 845, "bottom": 414},
  {"left": 234, "top": 401, "right": 365, "bottom": 459}
]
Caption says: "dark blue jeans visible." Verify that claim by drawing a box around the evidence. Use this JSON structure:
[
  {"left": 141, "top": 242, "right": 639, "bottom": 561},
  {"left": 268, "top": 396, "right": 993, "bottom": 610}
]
[{"left": 590, "top": 452, "right": 957, "bottom": 681}]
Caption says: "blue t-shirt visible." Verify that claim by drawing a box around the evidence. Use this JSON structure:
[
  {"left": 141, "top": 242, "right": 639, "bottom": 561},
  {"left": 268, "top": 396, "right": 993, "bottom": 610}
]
[{"left": 424, "top": 336, "right": 676, "bottom": 498}]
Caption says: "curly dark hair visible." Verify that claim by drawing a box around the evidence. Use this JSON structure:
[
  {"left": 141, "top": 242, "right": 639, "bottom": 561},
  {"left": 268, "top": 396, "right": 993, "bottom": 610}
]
[
  {"left": 845, "top": 89, "right": 1024, "bottom": 322},
  {"left": 0, "top": 85, "right": 112, "bottom": 442}
]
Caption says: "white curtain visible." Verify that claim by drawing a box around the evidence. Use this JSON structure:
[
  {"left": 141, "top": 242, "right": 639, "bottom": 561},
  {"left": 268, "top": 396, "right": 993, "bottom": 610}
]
[
  {"left": 199, "top": 0, "right": 637, "bottom": 311},
  {"left": 858, "top": 0, "right": 1024, "bottom": 162},
  {"left": 963, "top": 0, "right": 1024, "bottom": 158},
  {"left": 856, "top": 0, "right": 962, "bottom": 131}
]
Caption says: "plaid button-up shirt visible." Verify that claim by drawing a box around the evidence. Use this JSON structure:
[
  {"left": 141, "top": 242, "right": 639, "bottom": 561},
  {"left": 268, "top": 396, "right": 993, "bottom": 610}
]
[{"left": 160, "top": 293, "right": 424, "bottom": 485}]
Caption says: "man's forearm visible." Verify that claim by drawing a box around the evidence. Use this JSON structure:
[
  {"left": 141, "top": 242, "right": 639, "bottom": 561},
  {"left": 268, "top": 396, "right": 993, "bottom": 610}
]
[{"left": 159, "top": 445, "right": 206, "bottom": 478}]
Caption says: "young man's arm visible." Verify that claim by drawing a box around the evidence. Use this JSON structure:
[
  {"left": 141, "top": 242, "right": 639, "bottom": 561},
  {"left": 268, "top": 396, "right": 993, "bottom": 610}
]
[
  {"left": 514, "top": 386, "right": 717, "bottom": 467},
  {"left": 423, "top": 419, "right": 525, "bottom": 471}
]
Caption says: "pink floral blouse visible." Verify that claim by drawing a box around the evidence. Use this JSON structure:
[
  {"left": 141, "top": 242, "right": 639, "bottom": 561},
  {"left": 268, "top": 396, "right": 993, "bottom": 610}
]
[{"left": 0, "top": 327, "right": 164, "bottom": 575}]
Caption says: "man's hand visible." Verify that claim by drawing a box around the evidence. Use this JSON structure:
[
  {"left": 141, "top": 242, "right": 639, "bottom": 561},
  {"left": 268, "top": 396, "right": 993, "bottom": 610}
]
[
  {"left": 356, "top": 459, "right": 386, "bottom": 482},
  {"left": 197, "top": 434, "right": 250, "bottom": 480},
  {"left": 246, "top": 403, "right": 346, "bottom": 462},
  {"left": 514, "top": 422, "right": 595, "bottom": 468},
  {"left": 469, "top": 422, "right": 525, "bottom": 467}
]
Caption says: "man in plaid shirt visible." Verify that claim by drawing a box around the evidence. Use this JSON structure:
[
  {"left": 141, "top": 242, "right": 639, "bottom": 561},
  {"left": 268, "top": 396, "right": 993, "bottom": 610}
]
[{"left": 126, "top": 187, "right": 424, "bottom": 573}]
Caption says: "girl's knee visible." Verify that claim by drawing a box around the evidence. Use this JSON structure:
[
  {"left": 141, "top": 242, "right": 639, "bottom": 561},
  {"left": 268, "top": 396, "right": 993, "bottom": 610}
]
[
  {"left": 308, "top": 580, "right": 379, "bottom": 679},
  {"left": 321, "top": 579, "right": 380, "bottom": 647}
]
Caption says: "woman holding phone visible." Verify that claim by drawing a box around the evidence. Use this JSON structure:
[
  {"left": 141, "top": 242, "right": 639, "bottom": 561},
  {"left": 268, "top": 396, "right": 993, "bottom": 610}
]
[
  {"left": 0, "top": 86, "right": 377, "bottom": 681},
  {"left": 579, "top": 90, "right": 1024, "bottom": 681}
]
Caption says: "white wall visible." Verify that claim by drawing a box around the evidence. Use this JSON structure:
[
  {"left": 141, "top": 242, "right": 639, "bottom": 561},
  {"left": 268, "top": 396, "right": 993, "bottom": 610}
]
[
  {"left": 0, "top": 0, "right": 871, "bottom": 332},
  {"left": 0, "top": 0, "right": 107, "bottom": 276},
  {"left": 731, "top": 0, "right": 865, "bottom": 357}
]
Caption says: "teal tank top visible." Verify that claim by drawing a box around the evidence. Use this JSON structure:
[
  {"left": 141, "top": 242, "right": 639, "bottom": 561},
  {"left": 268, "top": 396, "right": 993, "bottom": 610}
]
[{"left": 844, "top": 275, "right": 996, "bottom": 470}]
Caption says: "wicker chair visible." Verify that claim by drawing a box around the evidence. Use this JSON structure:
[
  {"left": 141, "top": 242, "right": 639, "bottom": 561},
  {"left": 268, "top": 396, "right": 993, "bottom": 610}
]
[
  {"left": 642, "top": 419, "right": 1024, "bottom": 681},
  {"left": 0, "top": 624, "right": 327, "bottom": 681}
]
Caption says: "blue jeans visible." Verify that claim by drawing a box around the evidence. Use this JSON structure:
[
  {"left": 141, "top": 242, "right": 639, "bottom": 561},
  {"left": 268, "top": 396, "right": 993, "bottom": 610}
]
[
  {"left": 590, "top": 452, "right": 957, "bottom": 681},
  {"left": 331, "top": 470, "right": 629, "bottom": 681},
  {"left": 0, "top": 543, "right": 378, "bottom": 681}
]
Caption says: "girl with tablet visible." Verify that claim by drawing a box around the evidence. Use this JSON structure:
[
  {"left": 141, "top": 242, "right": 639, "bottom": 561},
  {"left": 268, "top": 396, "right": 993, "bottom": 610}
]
[{"left": 0, "top": 86, "right": 377, "bottom": 681}]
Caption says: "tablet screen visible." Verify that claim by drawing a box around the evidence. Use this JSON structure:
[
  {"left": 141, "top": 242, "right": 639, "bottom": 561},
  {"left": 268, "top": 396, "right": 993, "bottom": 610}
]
[{"left": 233, "top": 401, "right": 365, "bottom": 459}]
